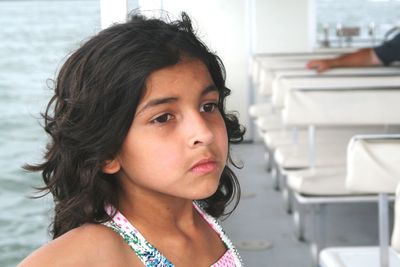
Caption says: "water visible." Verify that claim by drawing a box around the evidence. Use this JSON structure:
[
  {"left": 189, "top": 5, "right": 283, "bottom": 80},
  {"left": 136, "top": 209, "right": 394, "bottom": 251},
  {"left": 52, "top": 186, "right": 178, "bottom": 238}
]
[
  {"left": 0, "top": 1, "right": 100, "bottom": 266},
  {"left": 317, "top": 0, "right": 400, "bottom": 44}
]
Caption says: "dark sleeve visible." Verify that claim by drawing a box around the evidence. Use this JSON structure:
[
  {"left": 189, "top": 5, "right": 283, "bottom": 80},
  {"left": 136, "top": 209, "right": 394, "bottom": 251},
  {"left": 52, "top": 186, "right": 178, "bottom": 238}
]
[{"left": 373, "top": 33, "right": 400, "bottom": 65}]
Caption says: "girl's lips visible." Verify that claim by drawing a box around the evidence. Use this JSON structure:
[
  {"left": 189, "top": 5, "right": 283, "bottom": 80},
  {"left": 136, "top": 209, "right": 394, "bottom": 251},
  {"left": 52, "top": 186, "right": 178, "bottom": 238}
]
[{"left": 190, "top": 159, "right": 217, "bottom": 174}]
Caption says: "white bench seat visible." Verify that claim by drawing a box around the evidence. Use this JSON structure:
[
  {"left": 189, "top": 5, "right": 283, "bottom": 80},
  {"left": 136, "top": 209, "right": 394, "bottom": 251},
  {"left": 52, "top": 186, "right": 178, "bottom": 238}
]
[
  {"left": 286, "top": 166, "right": 360, "bottom": 196},
  {"left": 264, "top": 126, "right": 385, "bottom": 151},
  {"left": 320, "top": 247, "right": 400, "bottom": 267},
  {"left": 275, "top": 143, "right": 347, "bottom": 170},
  {"left": 318, "top": 137, "right": 400, "bottom": 267},
  {"left": 249, "top": 102, "right": 274, "bottom": 118},
  {"left": 254, "top": 114, "right": 283, "bottom": 133}
]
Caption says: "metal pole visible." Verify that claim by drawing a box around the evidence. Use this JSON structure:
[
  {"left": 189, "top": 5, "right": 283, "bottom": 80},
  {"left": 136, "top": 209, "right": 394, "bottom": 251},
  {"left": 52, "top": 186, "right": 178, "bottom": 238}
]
[
  {"left": 379, "top": 193, "right": 389, "bottom": 267},
  {"left": 308, "top": 125, "right": 316, "bottom": 169},
  {"left": 311, "top": 204, "right": 326, "bottom": 267},
  {"left": 246, "top": 0, "right": 256, "bottom": 141},
  {"left": 292, "top": 127, "right": 299, "bottom": 145}
]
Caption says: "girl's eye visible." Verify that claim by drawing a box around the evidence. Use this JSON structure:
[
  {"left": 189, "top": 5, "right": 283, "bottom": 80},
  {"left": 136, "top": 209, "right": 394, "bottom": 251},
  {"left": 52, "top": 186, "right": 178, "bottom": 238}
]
[
  {"left": 200, "top": 102, "right": 218, "bottom": 113},
  {"left": 151, "top": 113, "right": 173, "bottom": 124}
]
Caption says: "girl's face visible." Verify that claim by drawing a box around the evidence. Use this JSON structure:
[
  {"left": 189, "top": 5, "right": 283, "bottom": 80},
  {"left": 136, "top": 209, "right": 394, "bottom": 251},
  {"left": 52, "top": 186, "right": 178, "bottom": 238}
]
[{"left": 105, "top": 58, "right": 228, "bottom": 201}]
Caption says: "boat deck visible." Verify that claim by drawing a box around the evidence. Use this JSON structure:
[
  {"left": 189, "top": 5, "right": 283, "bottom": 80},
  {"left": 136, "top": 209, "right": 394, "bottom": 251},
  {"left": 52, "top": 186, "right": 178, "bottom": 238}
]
[{"left": 223, "top": 142, "right": 383, "bottom": 267}]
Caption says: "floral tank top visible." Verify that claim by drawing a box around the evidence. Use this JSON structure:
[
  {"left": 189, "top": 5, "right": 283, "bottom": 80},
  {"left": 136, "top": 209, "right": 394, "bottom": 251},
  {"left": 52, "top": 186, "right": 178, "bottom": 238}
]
[{"left": 102, "top": 203, "right": 243, "bottom": 267}]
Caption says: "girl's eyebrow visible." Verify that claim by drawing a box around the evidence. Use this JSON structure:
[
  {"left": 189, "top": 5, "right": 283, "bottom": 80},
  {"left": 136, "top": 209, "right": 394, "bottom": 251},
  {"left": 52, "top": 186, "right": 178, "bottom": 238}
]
[
  {"left": 201, "top": 84, "right": 219, "bottom": 96},
  {"left": 136, "top": 84, "right": 218, "bottom": 115}
]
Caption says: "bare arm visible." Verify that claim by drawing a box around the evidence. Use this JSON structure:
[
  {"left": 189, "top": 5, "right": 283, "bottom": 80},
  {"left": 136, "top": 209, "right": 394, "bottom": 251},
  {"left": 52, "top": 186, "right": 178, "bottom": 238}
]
[
  {"left": 17, "top": 224, "right": 138, "bottom": 267},
  {"left": 306, "top": 48, "right": 383, "bottom": 73}
]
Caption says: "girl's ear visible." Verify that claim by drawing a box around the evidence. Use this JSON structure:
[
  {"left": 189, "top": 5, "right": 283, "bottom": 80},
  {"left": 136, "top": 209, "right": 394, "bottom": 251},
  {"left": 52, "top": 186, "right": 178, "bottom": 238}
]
[{"left": 102, "top": 159, "right": 121, "bottom": 174}]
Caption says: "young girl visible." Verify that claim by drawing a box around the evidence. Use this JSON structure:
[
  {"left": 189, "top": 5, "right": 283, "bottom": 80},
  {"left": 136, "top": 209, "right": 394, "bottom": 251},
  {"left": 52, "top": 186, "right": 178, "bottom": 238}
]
[{"left": 19, "top": 12, "right": 245, "bottom": 267}]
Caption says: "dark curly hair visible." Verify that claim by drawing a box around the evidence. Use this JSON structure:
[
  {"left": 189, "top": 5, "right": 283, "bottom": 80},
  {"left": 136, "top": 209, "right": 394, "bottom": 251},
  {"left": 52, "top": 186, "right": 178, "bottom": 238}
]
[{"left": 25, "top": 12, "right": 245, "bottom": 239}]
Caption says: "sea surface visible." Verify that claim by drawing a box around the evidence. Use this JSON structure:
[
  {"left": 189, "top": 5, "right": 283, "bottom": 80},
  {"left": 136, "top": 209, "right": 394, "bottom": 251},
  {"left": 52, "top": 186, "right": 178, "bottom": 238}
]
[
  {"left": 0, "top": 1, "right": 100, "bottom": 266},
  {"left": 0, "top": 0, "right": 399, "bottom": 266}
]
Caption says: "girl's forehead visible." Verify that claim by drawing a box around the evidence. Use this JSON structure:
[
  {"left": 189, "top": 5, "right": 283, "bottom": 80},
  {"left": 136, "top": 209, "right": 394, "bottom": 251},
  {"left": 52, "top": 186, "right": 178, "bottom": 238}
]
[
  {"left": 142, "top": 59, "right": 214, "bottom": 98},
  {"left": 134, "top": 59, "right": 217, "bottom": 116}
]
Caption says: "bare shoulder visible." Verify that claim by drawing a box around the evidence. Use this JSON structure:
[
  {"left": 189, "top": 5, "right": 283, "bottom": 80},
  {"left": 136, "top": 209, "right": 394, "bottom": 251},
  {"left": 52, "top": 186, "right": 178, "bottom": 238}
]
[{"left": 18, "top": 223, "right": 137, "bottom": 267}]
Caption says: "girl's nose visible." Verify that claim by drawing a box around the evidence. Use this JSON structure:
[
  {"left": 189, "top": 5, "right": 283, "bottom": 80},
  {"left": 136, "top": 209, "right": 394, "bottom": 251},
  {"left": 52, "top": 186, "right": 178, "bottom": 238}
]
[{"left": 187, "top": 113, "right": 215, "bottom": 148}]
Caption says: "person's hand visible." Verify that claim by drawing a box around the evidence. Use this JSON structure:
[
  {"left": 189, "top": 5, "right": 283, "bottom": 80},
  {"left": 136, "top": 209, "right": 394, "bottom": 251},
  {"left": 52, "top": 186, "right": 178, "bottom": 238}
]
[{"left": 306, "top": 59, "right": 332, "bottom": 73}]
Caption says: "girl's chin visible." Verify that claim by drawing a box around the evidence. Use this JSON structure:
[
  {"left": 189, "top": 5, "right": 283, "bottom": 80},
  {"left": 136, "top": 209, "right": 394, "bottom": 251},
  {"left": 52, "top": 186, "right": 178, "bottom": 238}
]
[{"left": 192, "top": 183, "right": 220, "bottom": 200}]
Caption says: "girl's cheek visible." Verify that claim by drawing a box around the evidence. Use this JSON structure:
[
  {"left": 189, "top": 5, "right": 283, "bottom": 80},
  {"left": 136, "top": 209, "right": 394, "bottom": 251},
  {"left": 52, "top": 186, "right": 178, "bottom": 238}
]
[{"left": 219, "top": 122, "right": 229, "bottom": 156}]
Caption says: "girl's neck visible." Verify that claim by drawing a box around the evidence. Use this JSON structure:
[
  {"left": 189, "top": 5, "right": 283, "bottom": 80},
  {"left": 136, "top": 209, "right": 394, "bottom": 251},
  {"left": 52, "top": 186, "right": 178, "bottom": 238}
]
[{"left": 117, "top": 189, "right": 199, "bottom": 232}]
